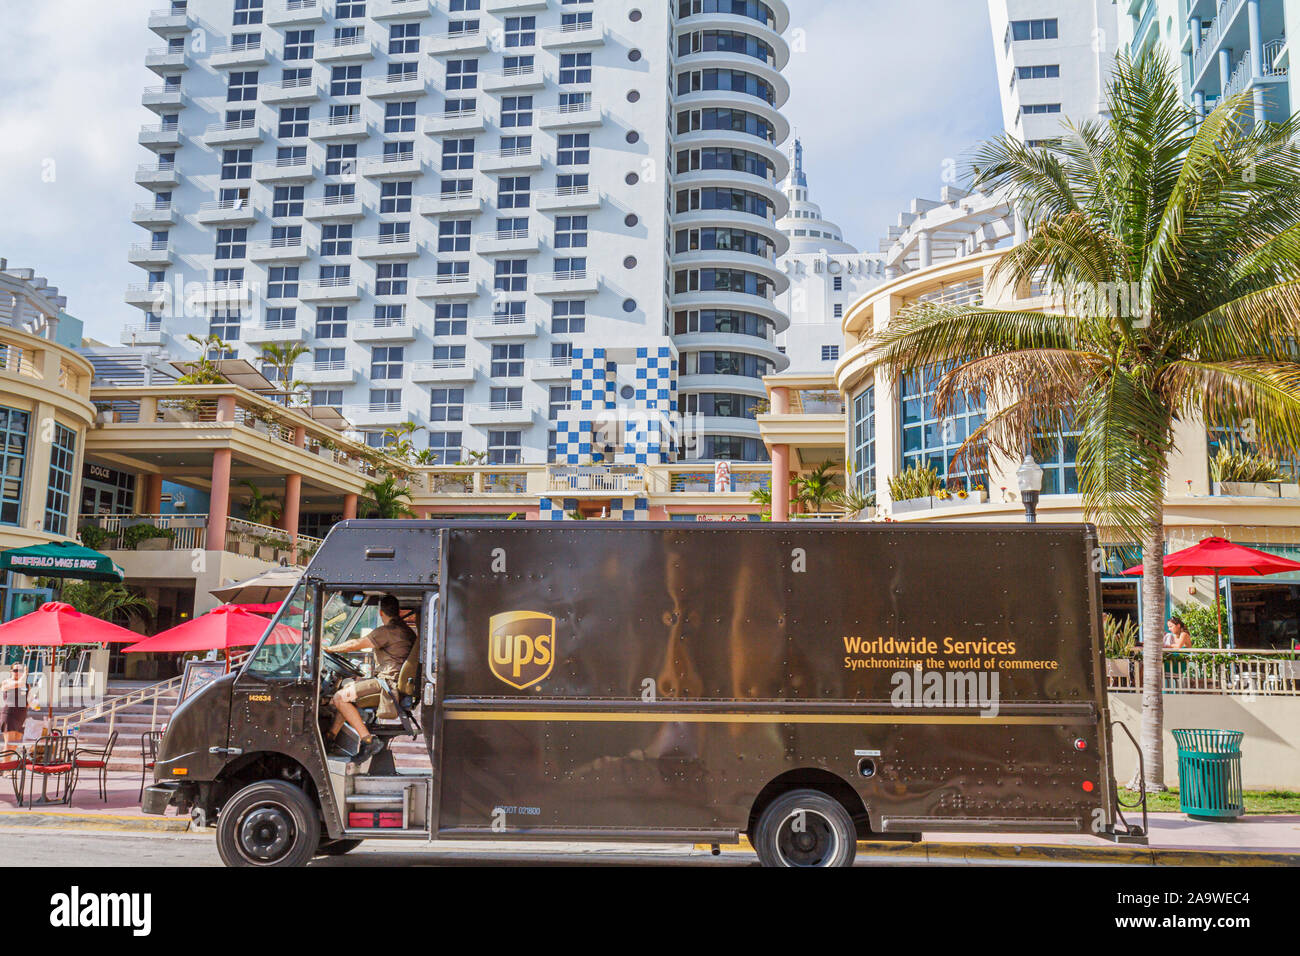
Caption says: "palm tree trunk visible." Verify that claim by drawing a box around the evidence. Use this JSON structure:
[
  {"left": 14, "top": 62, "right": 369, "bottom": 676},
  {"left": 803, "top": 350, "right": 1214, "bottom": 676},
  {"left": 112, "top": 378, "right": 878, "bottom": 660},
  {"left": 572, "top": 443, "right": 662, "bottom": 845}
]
[{"left": 1135, "top": 515, "right": 1168, "bottom": 791}]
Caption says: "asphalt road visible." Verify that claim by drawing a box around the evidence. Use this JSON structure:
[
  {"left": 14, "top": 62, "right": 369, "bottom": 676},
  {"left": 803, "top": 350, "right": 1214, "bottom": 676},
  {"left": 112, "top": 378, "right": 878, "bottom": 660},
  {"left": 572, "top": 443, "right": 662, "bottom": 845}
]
[{"left": 0, "top": 828, "right": 1130, "bottom": 866}]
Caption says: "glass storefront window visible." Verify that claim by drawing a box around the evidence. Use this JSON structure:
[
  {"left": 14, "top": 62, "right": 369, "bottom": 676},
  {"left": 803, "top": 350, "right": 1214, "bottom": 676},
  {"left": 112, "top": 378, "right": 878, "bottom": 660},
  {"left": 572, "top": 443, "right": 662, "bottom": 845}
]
[
  {"left": 898, "top": 364, "right": 987, "bottom": 490},
  {"left": 853, "top": 386, "right": 876, "bottom": 494},
  {"left": 0, "top": 407, "right": 29, "bottom": 526}
]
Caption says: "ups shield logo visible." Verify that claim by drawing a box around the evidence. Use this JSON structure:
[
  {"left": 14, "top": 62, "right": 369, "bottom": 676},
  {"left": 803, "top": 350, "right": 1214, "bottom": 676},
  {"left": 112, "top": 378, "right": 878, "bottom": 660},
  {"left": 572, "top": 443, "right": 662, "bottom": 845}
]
[{"left": 489, "top": 611, "right": 556, "bottom": 690}]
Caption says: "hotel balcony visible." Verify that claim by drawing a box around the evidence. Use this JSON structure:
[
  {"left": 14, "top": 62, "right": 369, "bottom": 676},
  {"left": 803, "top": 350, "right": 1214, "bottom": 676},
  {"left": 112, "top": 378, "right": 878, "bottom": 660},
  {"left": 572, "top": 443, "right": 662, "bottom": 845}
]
[
  {"left": 243, "top": 320, "right": 307, "bottom": 345},
  {"left": 414, "top": 275, "right": 479, "bottom": 298},
  {"left": 299, "top": 278, "right": 362, "bottom": 302},
  {"left": 142, "top": 85, "right": 184, "bottom": 112},
  {"left": 474, "top": 227, "right": 540, "bottom": 255},
  {"left": 210, "top": 38, "right": 270, "bottom": 69},
  {"left": 372, "top": 0, "right": 432, "bottom": 19},
  {"left": 300, "top": 361, "right": 355, "bottom": 385},
  {"left": 482, "top": 63, "right": 546, "bottom": 91},
  {"left": 120, "top": 323, "right": 166, "bottom": 347},
  {"left": 538, "top": 102, "right": 603, "bottom": 129},
  {"left": 478, "top": 145, "right": 543, "bottom": 173},
  {"left": 305, "top": 195, "right": 365, "bottom": 221},
  {"left": 539, "top": 20, "right": 605, "bottom": 49},
  {"left": 486, "top": 0, "right": 548, "bottom": 11},
  {"left": 192, "top": 281, "right": 254, "bottom": 309},
  {"left": 123, "top": 284, "right": 167, "bottom": 310},
  {"left": 534, "top": 185, "right": 602, "bottom": 211},
  {"left": 128, "top": 242, "right": 173, "bottom": 267},
  {"left": 262, "top": 75, "right": 321, "bottom": 104},
  {"left": 411, "top": 360, "right": 477, "bottom": 384},
  {"left": 356, "top": 235, "right": 420, "bottom": 259},
  {"left": 196, "top": 198, "right": 258, "bottom": 225},
  {"left": 364, "top": 72, "right": 427, "bottom": 100},
  {"left": 309, "top": 115, "right": 369, "bottom": 141},
  {"left": 426, "top": 27, "right": 490, "bottom": 55},
  {"left": 145, "top": 48, "right": 188, "bottom": 74},
  {"left": 530, "top": 357, "right": 575, "bottom": 382},
  {"left": 352, "top": 318, "right": 417, "bottom": 342},
  {"left": 255, "top": 156, "right": 317, "bottom": 183},
  {"left": 135, "top": 162, "right": 180, "bottom": 189},
  {"left": 532, "top": 269, "right": 599, "bottom": 296},
  {"left": 203, "top": 117, "right": 263, "bottom": 147},
  {"left": 131, "top": 202, "right": 177, "bottom": 227},
  {"left": 360, "top": 151, "right": 424, "bottom": 179},
  {"left": 148, "top": 8, "right": 193, "bottom": 36},
  {"left": 423, "top": 106, "right": 486, "bottom": 135},
  {"left": 343, "top": 403, "right": 407, "bottom": 427},
  {"left": 249, "top": 237, "right": 310, "bottom": 262},
  {"left": 473, "top": 315, "right": 540, "bottom": 339},
  {"left": 467, "top": 402, "right": 534, "bottom": 427},
  {"left": 418, "top": 190, "right": 483, "bottom": 217},
  {"left": 267, "top": 0, "right": 325, "bottom": 26},
  {"left": 316, "top": 34, "right": 375, "bottom": 62},
  {"left": 138, "top": 123, "right": 181, "bottom": 150}
]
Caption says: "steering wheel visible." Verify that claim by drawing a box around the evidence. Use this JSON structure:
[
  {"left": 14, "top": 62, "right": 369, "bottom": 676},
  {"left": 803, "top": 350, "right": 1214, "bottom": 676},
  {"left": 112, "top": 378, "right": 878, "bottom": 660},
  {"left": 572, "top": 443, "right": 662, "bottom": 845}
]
[{"left": 322, "top": 648, "right": 365, "bottom": 681}]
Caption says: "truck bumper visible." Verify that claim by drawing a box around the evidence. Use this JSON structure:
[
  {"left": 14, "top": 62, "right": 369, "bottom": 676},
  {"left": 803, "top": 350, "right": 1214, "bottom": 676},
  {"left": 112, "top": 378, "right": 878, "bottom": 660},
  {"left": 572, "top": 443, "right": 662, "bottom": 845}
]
[{"left": 141, "top": 782, "right": 181, "bottom": 816}]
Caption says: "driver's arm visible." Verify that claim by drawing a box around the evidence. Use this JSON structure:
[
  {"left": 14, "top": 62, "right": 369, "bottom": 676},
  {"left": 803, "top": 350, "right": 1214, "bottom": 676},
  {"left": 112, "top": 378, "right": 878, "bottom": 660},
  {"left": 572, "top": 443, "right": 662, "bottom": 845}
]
[{"left": 326, "top": 634, "right": 375, "bottom": 655}]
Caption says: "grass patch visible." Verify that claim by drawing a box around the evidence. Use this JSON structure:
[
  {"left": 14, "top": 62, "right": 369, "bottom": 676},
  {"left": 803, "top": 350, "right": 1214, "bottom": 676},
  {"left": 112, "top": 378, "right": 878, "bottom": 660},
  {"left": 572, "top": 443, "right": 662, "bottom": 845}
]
[{"left": 1118, "top": 788, "right": 1300, "bottom": 814}]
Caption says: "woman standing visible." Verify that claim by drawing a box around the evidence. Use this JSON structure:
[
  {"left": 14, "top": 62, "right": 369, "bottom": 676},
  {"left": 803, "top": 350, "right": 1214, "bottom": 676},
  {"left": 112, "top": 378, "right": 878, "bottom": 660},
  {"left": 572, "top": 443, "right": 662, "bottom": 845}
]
[{"left": 0, "top": 664, "right": 29, "bottom": 750}]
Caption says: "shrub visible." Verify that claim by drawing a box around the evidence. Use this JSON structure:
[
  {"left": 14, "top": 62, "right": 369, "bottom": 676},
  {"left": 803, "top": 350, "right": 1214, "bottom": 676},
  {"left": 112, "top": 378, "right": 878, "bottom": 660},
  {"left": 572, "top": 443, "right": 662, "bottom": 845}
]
[
  {"left": 121, "top": 524, "right": 175, "bottom": 549},
  {"left": 888, "top": 464, "right": 941, "bottom": 503},
  {"left": 1174, "top": 598, "right": 1231, "bottom": 648},
  {"left": 1103, "top": 614, "right": 1139, "bottom": 659}
]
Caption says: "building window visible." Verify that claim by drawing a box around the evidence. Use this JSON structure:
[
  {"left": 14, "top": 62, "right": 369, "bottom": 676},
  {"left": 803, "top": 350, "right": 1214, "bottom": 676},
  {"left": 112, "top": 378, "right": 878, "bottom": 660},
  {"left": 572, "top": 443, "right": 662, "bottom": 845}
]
[
  {"left": 316, "top": 306, "right": 348, "bottom": 338},
  {"left": 325, "top": 143, "right": 358, "bottom": 176},
  {"left": 488, "top": 430, "right": 523, "bottom": 465},
  {"left": 233, "top": 0, "right": 263, "bottom": 25},
  {"left": 551, "top": 300, "right": 586, "bottom": 334},
  {"left": 559, "top": 52, "right": 592, "bottom": 84},
  {"left": 284, "top": 29, "right": 314, "bottom": 60},
  {"left": 548, "top": 385, "right": 570, "bottom": 420},
  {"left": 1032, "top": 423, "right": 1081, "bottom": 495},
  {"left": 821, "top": 345, "right": 840, "bottom": 362},
  {"left": 557, "top": 133, "right": 590, "bottom": 167},
  {"left": 215, "top": 228, "right": 247, "bottom": 260},
  {"left": 42, "top": 423, "right": 76, "bottom": 536},
  {"left": 853, "top": 386, "right": 876, "bottom": 496},
  {"left": 0, "top": 407, "right": 29, "bottom": 526},
  {"left": 375, "top": 263, "right": 408, "bottom": 296},
  {"left": 899, "top": 363, "right": 988, "bottom": 491},
  {"left": 1009, "top": 18, "right": 1058, "bottom": 41},
  {"left": 554, "top": 215, "right": 588, "bottom": 249},
  {"left": 320, "top": 224, "right": 353, "bottom": 256},
  {"left": 1017, "top": 64, "right": 1060, "bottom": 79},
  {"left": 221, "top": 148, "right": 253, "bottom": 180},
  {"left": 427, "top": 431, "right": 462, "bottom": 465},
  {"left": 434, "top": 303, "right": 468, "bottom": 336},
  {"left": 491, "top": 344, "right": 524, "bottom": 378},
  {"left": 330, "top": 65, "right": 362, "bottom": 97},
  {"left": 501, "top": 96, "right": 533, "bottom": 128},
  {"left": 504, "top": 16, "right": 536, "bottom": 48},
  {"left": 227, "top": 71, "right": 258, "bottom": 102},
  {"left": 494, "top": 259, "right": 528, "bottom": 293},
  {"left": 267, "top": 266, "right": 299, "bottom": 298},
  {"left": 438, "top": 219, "right": 472, "bottom": 252},
  {"left": 389, "top": 22, "right": 421, "bottom": 55},
  {"left": 371, "top": 346, "right": 405, "bottom": 380},
  {"left": 379, "top": 180, "right": 413, "bottom": 214},
  {"left": 430, "top": 388, "right": 465, "bottom": 423}
]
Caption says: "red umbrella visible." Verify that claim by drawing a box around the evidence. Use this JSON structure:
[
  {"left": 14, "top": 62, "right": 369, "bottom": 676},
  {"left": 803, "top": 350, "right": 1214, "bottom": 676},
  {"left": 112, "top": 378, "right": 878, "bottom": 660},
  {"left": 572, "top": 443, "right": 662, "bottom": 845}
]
[
  {"left": 0, "top": 602, "right": 142, "bottom": 647},
  {"left": 1124, "top": 537, "right": 1300, "bottom": 646},
  {"left": 124, "top": 605, "right": 299, "bottom": 664},
  {"left": 230, "top": 602, "right": 282, "bottom": 616}
]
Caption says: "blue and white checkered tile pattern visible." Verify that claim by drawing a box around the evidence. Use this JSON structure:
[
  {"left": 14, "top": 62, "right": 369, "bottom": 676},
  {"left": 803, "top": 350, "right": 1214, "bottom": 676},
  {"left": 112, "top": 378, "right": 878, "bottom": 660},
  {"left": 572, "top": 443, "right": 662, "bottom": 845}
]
[
  {"left": 553, "top": 346, "right": 679, "bottom": 467},
  {"left": 635, "top": 346, "right": 678, "bottom": 413},
  {"left": 539, "top": 498, "right": 579, "bottom": 522},
  {"left": 570, "top": 348, "right": 614, "bottom": 413},
  {"left": 606, "top": 498, "right": 652, "bottom": 521},
  {"left": 552, "top": 420, "right": 595, "bottom": 466}
]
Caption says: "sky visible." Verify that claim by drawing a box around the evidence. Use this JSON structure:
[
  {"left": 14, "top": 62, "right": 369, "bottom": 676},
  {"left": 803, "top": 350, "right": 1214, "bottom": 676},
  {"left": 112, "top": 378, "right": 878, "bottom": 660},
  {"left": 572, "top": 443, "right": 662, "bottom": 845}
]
[{"left": 0, "top": 0, "right": 1004, "bottom": 343}]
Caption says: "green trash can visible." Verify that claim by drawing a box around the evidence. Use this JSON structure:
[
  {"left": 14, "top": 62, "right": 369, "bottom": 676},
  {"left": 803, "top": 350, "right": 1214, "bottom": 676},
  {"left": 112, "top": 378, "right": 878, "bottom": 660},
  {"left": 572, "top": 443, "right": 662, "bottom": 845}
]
[{"left": 1172, "top": 729, "right": 1244, "bottom": 820}]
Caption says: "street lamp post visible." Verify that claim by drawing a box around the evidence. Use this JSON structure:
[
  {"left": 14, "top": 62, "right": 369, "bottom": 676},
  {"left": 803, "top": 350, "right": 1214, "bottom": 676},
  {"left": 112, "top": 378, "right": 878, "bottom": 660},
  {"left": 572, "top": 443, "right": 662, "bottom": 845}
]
[{"left": 1016, "top": 453, "right": 1045, "bottom": 524}]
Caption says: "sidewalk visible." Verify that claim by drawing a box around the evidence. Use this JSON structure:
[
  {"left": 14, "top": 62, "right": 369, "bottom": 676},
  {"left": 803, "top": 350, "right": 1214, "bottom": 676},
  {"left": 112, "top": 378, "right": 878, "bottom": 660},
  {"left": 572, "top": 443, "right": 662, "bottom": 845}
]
[{"left": 1, "top": 770, "right": 1296, "bottom": 864}]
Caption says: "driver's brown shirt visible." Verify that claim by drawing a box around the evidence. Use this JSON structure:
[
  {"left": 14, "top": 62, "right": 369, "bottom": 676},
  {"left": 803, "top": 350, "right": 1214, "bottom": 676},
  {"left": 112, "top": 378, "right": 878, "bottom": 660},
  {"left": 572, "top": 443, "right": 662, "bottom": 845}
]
[{"left": 368, "top": 621, "right": 415, "bottom": 681}]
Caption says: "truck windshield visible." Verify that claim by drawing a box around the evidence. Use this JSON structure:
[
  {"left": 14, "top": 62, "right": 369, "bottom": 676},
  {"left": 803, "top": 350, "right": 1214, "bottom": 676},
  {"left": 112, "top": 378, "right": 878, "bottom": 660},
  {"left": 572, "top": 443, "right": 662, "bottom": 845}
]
[{"left": 245, "top": 584, "right": 314, "bottom": 680}]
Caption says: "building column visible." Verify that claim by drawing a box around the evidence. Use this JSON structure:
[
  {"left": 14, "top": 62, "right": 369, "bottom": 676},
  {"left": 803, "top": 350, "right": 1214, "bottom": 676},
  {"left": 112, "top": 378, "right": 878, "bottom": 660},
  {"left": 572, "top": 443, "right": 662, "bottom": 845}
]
[
  {"left": 21, "top": 402, "right": 55, "bottom": 535},
  {"left": 1219, "top": 48, "right": 1233, "bottom": 98},
  {"left": 208, "top": 449, "right": 232, "bottom": 552},
  {"left": 1189, "top": 16, "right": 1202, "bottom": 54},
  {"left": 282, "top": 474, "right": 302, "bottom": 562},
  {"left": 144, "top": 473, "right": 164, "bottom": 515},
  {"left": 917, "top": 230, "right": 933, "bottom": 270},
  {"left": 771, "top": 444, "right": 790, "bottom": 523},
  {"left": 1246, "top": 0, "right": 1265, "bottom": 124},
  {"left": 343, "top": 493, "right": 359, "bottom": 521},
  {"left": 1193, "top": 89, "right": 1207, "bottom": 118}
]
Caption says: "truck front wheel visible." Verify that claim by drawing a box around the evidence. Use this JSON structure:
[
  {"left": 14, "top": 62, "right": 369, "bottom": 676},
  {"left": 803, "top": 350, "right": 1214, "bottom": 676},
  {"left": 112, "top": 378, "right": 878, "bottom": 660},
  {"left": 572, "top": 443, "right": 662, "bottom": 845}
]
[
  {"left": 217, "top": 780, "right": 320, "bottom": 868},
  {"left": 753, "top": 789, "right": 857, "bottom": 868}
]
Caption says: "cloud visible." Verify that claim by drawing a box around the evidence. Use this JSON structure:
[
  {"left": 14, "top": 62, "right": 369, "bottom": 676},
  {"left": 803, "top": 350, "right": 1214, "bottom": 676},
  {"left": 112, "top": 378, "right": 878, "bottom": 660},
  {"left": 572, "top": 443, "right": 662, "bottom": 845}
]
[
  {"left": 0, "top": 0, "right": 152, "bottom": 342},
  {"left": 783, "top": 0, "right": 1004, "bottom": 252}
]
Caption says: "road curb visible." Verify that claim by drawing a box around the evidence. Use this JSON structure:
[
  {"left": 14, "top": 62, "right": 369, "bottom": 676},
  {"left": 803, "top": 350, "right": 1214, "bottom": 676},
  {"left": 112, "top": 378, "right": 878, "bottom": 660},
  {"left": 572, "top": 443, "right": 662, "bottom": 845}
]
[
  {"left": 0, "top": 811, "right": 190, "bottom": 834},
  {"left": 698, "top": 837, "right": 1299, "bottom": 867}
]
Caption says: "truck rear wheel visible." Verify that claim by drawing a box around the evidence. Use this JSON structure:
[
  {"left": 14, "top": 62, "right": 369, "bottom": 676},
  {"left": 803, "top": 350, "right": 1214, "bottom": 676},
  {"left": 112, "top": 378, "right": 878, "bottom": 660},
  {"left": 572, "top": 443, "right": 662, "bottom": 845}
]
[
  {"left": 217, "top": 780, "right": 320, "bottom": 868},
  {"left": 753, "top": 789, "right": 857, "bottom": 868}
]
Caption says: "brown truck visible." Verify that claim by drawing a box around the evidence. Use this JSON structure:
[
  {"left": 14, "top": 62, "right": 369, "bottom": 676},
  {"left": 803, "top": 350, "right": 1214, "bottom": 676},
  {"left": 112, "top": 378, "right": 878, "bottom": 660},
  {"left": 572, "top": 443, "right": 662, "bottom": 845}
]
[{"left": 143, "top": 520, "right": 1146, "bottom": 866}]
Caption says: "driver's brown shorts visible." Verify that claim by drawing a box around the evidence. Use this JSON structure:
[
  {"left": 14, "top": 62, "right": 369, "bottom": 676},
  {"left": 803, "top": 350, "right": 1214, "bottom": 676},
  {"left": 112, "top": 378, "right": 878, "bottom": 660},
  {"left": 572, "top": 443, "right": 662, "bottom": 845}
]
[{"left": 337, "top": 678, "right": 383, "bottom": 709}]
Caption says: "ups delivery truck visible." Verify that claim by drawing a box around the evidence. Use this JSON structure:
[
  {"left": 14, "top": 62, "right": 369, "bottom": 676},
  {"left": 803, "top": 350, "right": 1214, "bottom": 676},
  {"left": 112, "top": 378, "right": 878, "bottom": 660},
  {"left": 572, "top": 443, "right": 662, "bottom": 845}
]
[{"left": 143, "top": 521, "right": 1146, "bottom": 867}]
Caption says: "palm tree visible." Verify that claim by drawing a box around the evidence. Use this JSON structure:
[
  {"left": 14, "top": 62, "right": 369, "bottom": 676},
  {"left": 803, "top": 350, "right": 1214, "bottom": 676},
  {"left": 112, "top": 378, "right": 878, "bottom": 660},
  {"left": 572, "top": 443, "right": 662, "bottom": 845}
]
[
  {"left": 177, "top": 334, "right": 232, "bottom": 384},
  {"left": 42, "top": 579, "right": 155, "bottom": 629},
  {"left": 241, "top": 480, "right": 282, "bottom": 527},
  {"left": 382, "top": 421, "right": 426, "bottom": 464},
  {"left": 361, "top": 475, "right": 416, "bottom": 520},
  {"left": 866, "top": 51, "right": 1300, "bottom": 789},
  {"left": 260, "top": 343, "right": 309, "bottom": 405},
  {"left": 748, "top": 486, "right": 773, "bottom": 521},
  {"left": 790, "top": 461, "right": 842, "bottom": 515}
]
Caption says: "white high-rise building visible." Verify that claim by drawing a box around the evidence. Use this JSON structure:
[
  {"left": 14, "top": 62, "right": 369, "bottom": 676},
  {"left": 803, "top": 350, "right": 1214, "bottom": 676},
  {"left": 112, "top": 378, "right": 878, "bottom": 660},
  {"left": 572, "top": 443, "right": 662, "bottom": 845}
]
[
  {"left": 773, "top": 139, "right": 884, "bottom": 374},
  {"left": 127, "top": 0, "right": 791, "bottom": 466},
  {"left": 986, "top": 0, "right": 1118, "bottom": 143}
]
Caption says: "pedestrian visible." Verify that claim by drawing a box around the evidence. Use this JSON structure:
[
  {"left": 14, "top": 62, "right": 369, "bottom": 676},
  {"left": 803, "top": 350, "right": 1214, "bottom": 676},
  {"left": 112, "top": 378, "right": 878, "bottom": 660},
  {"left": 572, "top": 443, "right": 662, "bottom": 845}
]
[
  {"left": 0, "top": 663, "right": 29, "bottom": 750},
  {"left": 1164, "top": 616, "right": 1192, "bottom": 649}
]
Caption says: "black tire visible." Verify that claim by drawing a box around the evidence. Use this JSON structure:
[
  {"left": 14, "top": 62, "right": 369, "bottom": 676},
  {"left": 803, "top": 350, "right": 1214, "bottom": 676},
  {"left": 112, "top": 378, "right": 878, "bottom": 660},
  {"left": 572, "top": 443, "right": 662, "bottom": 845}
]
[
  {"left": 217, "top": 780, "right": 320, "bottom": 868},
  {"left": 316, "top": 838, "right": 364, "bottom": 857},
  {"left": 753, "top": 789, "right": 857, "bottom": 868}
]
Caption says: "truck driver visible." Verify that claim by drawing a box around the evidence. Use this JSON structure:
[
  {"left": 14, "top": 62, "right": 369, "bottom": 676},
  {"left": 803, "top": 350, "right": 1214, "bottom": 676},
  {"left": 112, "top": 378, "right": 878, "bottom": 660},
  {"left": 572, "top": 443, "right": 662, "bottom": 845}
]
[{"left": 324, "top": 594, "right": 415, "bottom": 761}]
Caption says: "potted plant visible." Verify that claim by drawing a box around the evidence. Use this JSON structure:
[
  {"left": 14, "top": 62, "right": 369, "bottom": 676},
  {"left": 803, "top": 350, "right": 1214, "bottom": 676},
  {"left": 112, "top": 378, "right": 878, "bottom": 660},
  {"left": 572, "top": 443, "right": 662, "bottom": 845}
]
[
  {"left": 78, "top": 524, "right": 112, "bottom": 551},
  {"left": 1102, "top": 614, "right": 1139, "bottom": 685},
  {"left": 888, "top": 464, "right": 942, "bottom": 514},
  {"left": 1211, "top": 447, "right": 1290, "bottom": 497},
  {"left": 121, "top": 523, "right": 175, "bottom": 551}
]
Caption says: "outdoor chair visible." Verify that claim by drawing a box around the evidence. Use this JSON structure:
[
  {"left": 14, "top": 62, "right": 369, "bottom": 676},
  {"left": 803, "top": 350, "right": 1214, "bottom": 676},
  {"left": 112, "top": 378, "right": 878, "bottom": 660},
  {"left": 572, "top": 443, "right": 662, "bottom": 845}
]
[
  {"left": 140, "top": 731, "right": 162, "bottom": 800},
  {"left": 75, "top": 730, "right": 117, "bottom": 802},
  {"left": 0, "top": 748, "right": 24, "bottom": 807},
  {"left": 26, "top": 734, "right": 77, "bottom": 808}
]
